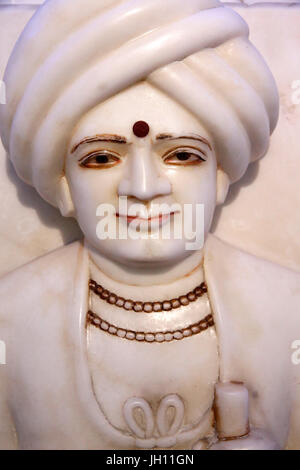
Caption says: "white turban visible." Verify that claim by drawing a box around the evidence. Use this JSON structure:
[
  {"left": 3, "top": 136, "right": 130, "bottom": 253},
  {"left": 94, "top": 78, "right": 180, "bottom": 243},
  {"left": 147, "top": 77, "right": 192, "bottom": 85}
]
[{"left": 0, "top": 0, "right": 279, "bottom": 208}]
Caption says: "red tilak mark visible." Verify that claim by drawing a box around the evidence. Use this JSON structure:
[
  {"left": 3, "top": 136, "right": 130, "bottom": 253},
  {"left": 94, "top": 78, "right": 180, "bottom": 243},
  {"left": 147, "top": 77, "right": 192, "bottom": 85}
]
[{"left": 133, "top": 121, "right": 150, "bottom": 138}]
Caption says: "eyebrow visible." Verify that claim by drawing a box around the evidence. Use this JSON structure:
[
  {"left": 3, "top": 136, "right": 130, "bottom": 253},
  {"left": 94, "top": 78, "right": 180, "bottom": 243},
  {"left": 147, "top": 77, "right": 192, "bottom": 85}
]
[
  {"left": 156, "top": 133, "right": 212, "bottom": 150},
  {"left": 71, "top": 134, "right": 127, "bottom": 153}
]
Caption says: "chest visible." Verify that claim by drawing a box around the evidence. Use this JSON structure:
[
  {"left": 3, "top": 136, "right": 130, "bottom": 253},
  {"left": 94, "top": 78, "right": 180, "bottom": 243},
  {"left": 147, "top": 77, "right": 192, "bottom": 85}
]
[{"left": 87, "top": 291, "right": 219, "bottom": 448}]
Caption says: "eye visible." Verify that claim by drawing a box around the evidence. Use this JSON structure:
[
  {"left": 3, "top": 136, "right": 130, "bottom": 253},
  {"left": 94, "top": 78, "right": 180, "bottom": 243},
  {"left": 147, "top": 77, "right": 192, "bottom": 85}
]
[
  {"left": 163, "top": 147, "right": 206, "bottom": 166},
  {"left": 79, "top": 150, "right": 121, "bottom": 169}
]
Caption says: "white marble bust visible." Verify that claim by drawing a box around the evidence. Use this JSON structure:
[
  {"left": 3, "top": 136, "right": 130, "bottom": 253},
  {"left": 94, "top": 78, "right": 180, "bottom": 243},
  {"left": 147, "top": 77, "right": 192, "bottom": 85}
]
[{"left": 0, "top": 0, "right": 300, "bottom": 450}]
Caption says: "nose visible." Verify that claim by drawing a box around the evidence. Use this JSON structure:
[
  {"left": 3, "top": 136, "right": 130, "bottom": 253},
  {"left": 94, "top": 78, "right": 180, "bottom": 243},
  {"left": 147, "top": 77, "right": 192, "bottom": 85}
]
[{"left": 118, "top": 144, "right": 172, "bottom": 201}]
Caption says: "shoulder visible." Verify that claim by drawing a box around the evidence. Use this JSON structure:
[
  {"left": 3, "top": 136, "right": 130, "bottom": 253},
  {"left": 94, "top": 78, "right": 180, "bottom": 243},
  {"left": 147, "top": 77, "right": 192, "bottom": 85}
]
[
  {"left": 0, "top": 240, "right": 84, "bottom": 288},
  {"left": 204, "top": 235, "right": 300, "bottom": 342},
  {"left": 204, "top": 233, "right": 300, "bottom": 333},
  {"left": 0, "top": 240, "right": 85, "bottom": 324},
  {"left": 205, "top": 233, "right": 300, "bottom": 287}
]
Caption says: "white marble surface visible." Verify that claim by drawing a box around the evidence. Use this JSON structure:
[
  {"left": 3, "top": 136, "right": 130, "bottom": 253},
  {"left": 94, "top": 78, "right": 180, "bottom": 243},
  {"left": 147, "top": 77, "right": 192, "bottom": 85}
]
[
  {"left": 213, "top": 6, "right": 300, "bottom": 271},
  {"left": 0, "top": 3, "right": 299, "bottom": 276}
]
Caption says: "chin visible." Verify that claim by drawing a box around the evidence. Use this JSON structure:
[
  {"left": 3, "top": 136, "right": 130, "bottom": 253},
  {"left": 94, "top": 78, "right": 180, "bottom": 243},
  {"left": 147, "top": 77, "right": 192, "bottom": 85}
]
[{"left": 97, "top": 238, "right": 193, "bottom": 268}]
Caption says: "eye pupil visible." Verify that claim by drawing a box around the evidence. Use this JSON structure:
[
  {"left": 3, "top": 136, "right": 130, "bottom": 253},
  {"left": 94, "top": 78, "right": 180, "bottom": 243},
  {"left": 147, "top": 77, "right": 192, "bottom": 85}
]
[
  {"left": 96, "top": 154, "right": 109, "bottom": 164},
  {"left": 176, "top": 152, "right": 190, "bottom": 161}
]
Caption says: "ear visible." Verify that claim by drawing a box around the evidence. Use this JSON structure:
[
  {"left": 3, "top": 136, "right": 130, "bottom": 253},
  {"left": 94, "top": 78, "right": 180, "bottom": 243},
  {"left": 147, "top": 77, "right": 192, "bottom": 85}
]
[
  {"left": 56, "top": 175, "right": 75, "bottom": 218},
  {"left": 216, "top": 168, "right": 230, "bottom": 206}
]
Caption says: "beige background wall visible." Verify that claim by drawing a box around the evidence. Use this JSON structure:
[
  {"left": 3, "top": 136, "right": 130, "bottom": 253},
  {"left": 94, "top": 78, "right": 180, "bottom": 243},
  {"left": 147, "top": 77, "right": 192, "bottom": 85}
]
[{"left": 0, "top": 1, "right": 300, "bottom": 276}]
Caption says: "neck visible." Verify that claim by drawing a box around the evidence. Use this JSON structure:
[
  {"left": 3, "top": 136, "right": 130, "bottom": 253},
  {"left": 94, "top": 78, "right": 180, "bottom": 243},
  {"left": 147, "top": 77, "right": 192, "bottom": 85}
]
[{"left": 85, "top": 241, "right": 204, "bottom": 287}]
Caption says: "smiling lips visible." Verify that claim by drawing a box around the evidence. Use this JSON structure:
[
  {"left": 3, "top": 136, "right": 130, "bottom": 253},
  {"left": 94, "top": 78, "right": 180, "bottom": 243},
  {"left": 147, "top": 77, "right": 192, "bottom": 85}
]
[{"left": 116, "top": 212, "right": 178, "bottom": 225}]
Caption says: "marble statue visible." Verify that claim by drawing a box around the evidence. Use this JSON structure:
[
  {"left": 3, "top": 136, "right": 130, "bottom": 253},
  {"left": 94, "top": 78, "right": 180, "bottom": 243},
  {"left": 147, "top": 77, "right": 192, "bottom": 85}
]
[{"left": 0, "top": 0, "right": 300, "bottom": 450}]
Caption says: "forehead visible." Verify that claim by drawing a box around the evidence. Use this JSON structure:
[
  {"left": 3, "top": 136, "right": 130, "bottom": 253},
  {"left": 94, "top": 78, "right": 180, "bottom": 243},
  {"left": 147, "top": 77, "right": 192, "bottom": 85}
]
[{"left": 70, "top": 81, "right": 210, "bottom": 144}]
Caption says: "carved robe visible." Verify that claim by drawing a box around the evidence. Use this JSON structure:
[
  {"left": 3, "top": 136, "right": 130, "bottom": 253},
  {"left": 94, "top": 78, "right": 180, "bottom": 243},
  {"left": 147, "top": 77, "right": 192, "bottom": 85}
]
[{"left": 0, "top": 235, "right": 299, "bottom": 450}]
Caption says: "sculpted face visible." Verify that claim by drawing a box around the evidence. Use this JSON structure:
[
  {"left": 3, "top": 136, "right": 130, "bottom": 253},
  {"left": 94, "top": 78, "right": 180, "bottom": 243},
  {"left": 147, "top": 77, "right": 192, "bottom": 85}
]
[{"left": 65, "top": 82, "right": 228, "bottom": 268}]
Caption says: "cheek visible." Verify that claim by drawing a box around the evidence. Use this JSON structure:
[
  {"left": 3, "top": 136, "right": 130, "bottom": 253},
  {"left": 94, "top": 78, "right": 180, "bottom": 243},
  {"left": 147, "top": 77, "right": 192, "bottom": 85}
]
[
  {"left": 65, "top": 163, "right": 123, "bottom": 239},
  {"left": 169, "top": 166, "right": 217, "bottom": 236},
  {"left": 66, "top": 162, "right": 120, "bottom": 209},
  {"left": 168, "top": 166, "right": 217, "bottom": 206}
]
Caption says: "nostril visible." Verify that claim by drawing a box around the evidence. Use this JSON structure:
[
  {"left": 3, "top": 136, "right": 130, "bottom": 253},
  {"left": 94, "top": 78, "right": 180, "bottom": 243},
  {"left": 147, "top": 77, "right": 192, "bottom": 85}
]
[
  {"left": 157, "top": 177, "right": 172, "bottom": 197},
  {"left": 118, "top": 179, "right": 131, "bottom": 197}
]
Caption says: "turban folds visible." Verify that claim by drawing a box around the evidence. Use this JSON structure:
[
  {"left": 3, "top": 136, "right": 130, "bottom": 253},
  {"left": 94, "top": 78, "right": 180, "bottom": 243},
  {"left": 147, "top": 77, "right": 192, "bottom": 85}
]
[{"left": 0, "top": 0, "right": 279, "bottom": 208}]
